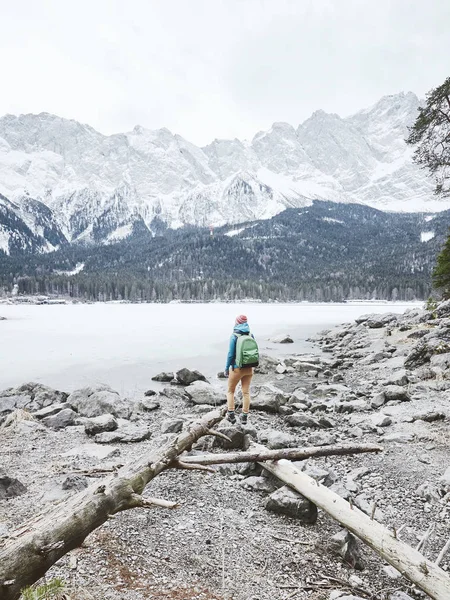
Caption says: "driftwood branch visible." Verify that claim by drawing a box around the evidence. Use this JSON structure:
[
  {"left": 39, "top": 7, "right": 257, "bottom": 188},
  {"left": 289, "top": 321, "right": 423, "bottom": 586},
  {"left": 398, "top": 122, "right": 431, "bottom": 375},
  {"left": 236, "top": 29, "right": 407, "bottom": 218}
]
[
  {"left": 179, "top": 443, "right": 383, "bottom": 466},
  {"left": 260, "top": 454, "right": 450, "bottom": 600},
  {"left": 0, "top": 407, "right": 226, "bottom": 600}
]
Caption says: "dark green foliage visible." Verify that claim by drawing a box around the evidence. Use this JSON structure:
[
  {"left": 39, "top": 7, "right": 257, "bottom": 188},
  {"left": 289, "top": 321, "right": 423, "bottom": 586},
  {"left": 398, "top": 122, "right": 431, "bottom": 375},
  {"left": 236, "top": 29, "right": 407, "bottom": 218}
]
[
  {"left": 0, "top": 201, "right": 446, "bottom": 302},
  {"left": 432, "top": 230, "right": 450, "bottom": 298},
  {"left": 406, "top": 77, "right": 450, "bottom": 197}
]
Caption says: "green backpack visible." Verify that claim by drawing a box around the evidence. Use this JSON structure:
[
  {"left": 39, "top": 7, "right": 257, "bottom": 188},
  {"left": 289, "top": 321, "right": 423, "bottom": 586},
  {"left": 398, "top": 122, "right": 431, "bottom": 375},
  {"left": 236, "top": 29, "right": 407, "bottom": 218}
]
[{"left": 235, "top": 333, "right": 259, "bottom": 368}]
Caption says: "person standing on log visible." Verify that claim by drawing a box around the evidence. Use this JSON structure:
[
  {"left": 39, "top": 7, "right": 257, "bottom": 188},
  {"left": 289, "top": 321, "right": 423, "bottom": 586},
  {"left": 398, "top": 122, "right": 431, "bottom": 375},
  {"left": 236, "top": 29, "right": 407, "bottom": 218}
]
[{"left": 224, "top": 314, "right": 259, "bottom": 425}]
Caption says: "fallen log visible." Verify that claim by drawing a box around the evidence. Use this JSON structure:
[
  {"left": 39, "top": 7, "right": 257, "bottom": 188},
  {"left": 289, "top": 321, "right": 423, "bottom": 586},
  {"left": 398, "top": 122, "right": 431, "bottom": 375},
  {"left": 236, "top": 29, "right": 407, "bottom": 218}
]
[
  {"left": 0, "top": 407, "right": 226, "bottom": 600},
  {"left": 179, "top": 443, "right": 383, "bottom": 466},
  {"left": 261, "top": 455, "right": 450, "bottom": 600}
]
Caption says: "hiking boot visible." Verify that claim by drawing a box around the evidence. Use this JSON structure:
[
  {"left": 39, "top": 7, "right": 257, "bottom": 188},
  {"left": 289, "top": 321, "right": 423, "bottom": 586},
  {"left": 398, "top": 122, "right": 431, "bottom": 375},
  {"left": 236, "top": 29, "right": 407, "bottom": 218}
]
[
  {"left": 226, "top": 410, "right": 236, "bottom": 424},
  {"left": 240, "top": 412, "right": 248, "bottom": 425}
]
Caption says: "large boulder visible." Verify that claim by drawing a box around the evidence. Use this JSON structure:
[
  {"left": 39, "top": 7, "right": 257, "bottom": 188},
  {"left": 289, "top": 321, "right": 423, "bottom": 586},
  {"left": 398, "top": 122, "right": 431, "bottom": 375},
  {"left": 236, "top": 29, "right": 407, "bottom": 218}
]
[
  {"left": 185, "top": 381, "right": 225, "bottom": 405},
  {"left": 254, "top": 354, "right": 279, "bottom": 374},
  {"left": 151, "top": 372, "right": 174, "bottom": 382},
  {"left": 265, "top": 486, "right": 317, "bottom": 523},
  {"left": 384, "top": 385, "right": 410, "bottom": 402},
  {"left": 363, "top": 313, "right": 398, "bottom": 329},
  {"left": 42, "top": 408, "right": 78, "bottom": 430},
  {"left": 0, "top": 383, "right": 68, "bottom": 422},
  {"left": 285, "top": 413, "right": 321, "bottom": 428},
  {"left": 67, "top": 384, "right": 131, "bottom": 419},
  {"left": 258, "top": 429, "right": 297, "bottom": 449},
  {"left": 251, "top": 384, "right": 290, "bottom": 413},
  {"left": 176, "top": 368, "right": 207, "bottom": 386},
  {"left": 161, "top": 418, "right": 184, "bottom": 434},
  {"left": 0, "top": 469, "right": 27, "bottom": 499},
  {"left": 84, "top": 414, "right": 118, "bottom": 436},
  {"left": 271, "top": 334, "right": 294, "bottom": 343},
  {"left": 405, "top": 338, "right": 450, "bottom": 369},
  {"left": 94, "top": 426, "right": 151, "bottom": 444}
]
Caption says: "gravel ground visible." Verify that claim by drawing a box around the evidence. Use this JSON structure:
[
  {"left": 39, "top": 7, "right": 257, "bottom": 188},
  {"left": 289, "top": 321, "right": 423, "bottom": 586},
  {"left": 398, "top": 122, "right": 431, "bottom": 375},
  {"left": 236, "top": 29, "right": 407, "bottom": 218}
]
[{"left": 1, "top": 305, "right": 450, "bottom": 600}]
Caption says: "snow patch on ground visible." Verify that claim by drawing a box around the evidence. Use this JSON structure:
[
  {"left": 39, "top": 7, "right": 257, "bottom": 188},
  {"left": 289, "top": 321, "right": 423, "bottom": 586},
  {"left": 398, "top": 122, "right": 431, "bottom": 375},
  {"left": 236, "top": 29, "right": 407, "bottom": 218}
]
[
  {"left": 421, "top": 231, "right": 435, "bottom": 242},
  {"left": 55, "top": 262, "right": 85, "bottom": 276},
  {"left": 106, "top": 223, "right": 133, "bottom": 242},
  {"left": 322, "top": 217, "right": 344, "bottom": 224},
  {"left": 225, "top": 227, "right": 247, "bottom": 237},
  {"left": 425, "top": 214, "right": 436, "bottom": 222},
  {"left": 0, "top": 226, "right": 10, "bottom": 255}
]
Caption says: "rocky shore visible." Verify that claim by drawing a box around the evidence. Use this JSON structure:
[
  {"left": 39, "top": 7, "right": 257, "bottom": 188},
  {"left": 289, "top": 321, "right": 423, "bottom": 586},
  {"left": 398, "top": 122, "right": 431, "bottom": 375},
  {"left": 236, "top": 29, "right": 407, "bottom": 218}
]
[{"left": 1, "top": 302, "right": 449, "bottom": 600}]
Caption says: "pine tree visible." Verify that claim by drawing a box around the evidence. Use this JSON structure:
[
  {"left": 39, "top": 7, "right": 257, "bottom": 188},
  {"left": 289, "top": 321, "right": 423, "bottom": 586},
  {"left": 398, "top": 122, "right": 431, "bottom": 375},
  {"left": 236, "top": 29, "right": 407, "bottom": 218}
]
[
  {"left": 432, "top": 231, "right": 450, "bottom": 298},
  {"left": 406, "top": 77, "right": 450, "bottom": 197}
]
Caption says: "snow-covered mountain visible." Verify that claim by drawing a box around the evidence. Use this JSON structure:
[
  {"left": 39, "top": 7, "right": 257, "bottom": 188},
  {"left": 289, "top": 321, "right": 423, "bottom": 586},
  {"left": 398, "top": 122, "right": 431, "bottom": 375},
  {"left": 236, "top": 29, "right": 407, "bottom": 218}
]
[{"left": 0, "top": 91, "right": 445, "bottom": 252}]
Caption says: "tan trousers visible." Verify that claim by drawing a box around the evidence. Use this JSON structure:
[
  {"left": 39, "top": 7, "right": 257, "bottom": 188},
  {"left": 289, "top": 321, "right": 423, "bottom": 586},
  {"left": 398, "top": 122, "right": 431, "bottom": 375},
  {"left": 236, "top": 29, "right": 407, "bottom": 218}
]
[{"left": 227, "top": 367, "right": 253, "bottom": 413}]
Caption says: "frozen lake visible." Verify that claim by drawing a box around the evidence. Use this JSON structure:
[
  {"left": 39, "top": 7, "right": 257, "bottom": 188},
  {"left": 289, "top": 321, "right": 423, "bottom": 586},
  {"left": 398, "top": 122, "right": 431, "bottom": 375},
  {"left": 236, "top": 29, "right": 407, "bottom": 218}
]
[{"left": 0, "top": 302, "right": 420, "bottom": 395}]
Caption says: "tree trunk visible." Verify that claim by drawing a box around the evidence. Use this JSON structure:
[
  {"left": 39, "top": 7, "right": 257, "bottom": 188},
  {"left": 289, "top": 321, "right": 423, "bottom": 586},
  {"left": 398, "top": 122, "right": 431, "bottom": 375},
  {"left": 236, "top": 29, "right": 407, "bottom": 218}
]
[
  {"left": 261, "top": 456, "right": 450, "bottom": 600},
  {"left": 181, "top": 443, "right": 382, "bottom": 466},
  {"left": 0, "top": 408, "right": 225, "bottom": 600}
]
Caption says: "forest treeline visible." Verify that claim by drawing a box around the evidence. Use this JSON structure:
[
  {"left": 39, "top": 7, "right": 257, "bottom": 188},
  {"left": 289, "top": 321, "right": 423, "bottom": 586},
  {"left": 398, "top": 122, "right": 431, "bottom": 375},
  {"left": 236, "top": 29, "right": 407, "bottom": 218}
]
[{"left": 0, "top": 201, "right": 448, "bottom": 302}]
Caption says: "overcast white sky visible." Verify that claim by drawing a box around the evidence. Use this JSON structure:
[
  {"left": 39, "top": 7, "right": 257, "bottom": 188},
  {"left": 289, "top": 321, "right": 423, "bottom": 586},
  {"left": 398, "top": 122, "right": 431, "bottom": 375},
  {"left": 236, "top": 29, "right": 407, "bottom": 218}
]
[{"left": 1, "top": 0, "right": 449, "bottom": 145}]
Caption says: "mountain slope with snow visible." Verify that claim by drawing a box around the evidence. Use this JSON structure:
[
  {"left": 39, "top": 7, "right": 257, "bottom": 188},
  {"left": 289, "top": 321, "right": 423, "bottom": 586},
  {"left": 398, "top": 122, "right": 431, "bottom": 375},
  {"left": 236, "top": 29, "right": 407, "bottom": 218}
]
[{"left": 0, "top": 91, "right": 446, "bottom": 250}]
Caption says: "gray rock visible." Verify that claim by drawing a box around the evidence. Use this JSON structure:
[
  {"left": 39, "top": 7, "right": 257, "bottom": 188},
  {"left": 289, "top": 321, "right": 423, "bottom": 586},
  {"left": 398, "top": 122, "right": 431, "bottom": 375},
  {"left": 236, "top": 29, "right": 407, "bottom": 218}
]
[
  {"left": 144, "top": 389, "right": 157, "bottom": 396},
  {"left": 384, "top": 385, "right": 410, "bottom": 402},
  {"left": 42, "top": 408, "right": 77, "bottom": 430},
  {"left": 254, "top": 354, "right": 279, "bottom": 374},
  {"left": 384, "top": 432, "right": 414, "bottom": 443},
  {"left": 32, "top": 403, "right": 73, "bottom": 419},
  {"left": 0, "top": 469, "right": 27, "bottom": 499},
  {"left": 416, "top": 482, "right": 440, "bottom": 502},
  {"left": 68, "top": 384, "right": 131, "bottom": 419},
  {"left": 335, "top": 399, "right": 368, "bottom": 413},
  {"left": 176, "top": 368, "right": 207, "bottom": 385},
  {"left": 285, "top": 413, "right": 321, "bottom": 428},
  {"left": 62, "top": 475, "right": 88, "bottom": 492},
  {"left": 212, "top": 425, "right": 246, "bottom": 450},
  {"left": 370, "top": 392, "right": 386, "bottom": 409},
  {"left": 185, "top": 381, "right": 225, "bottom": 405},
  {"left": 438, "top": 466, "right": 450, "bottom": 492},
  {"left": 271, "top": 334, "right": 294, "bottom": 343},
  {"left": 62, "top": 443, "right": 120, "bottom": 460},
  {"left": 84, "top": 414, "right": 118, "bottom": 436},
  {"left": 390, "top": 593, "right": 414, "bottom": 600},
  {"left": 370, "top": 414, "right": 392, "bottom": 428},
  {"left": 161, "top": 418, "right": 184, "bottom": 434},
  {"left": 258, "top": 429, "right": 297, "bottom": 449},
  {"left": 151, "top": 372, "right": 174, "bottom": 382},
  {"left": 288, "top": 389, "right": 308, "bottom": 404},
  {"left": 330, "top": 529, "right": 364, "bottom": 570},
  {"left": 405, "top": 338, "right": 450, "bottom": 369},
  {"left": 160, "top": 386, "right": 189, "bottom": 401},
  {"left": 134, "top": 397, "right": 160, "bottom": 413},
  {"left": 0, "top": 382, "right": 68, "bottom": 419},
  {"left": 251, "top": 384, "right": 290, "bottom": 413},
  {"left": 240, "top": 476, "right": 278, "bottom": 494},
  {"left": 296, "top": 463, "right": 337, "bottom": 487},
  {"left": 412, "top": 411, "right": 445, "bottom": 423},
  {"left": 266, "top": 486, "right": 317, "bottom": 523},
  {"left": 364, "top": 313, "right": 398, "bottom": 328},
  {"left": 383, "top": 369, "right": 408, "bottom": 386},
  {"left": 95, "top": 426, "right": 151, "bottom": 444},
  {"left": 307, "top": 431, "right": 337, "bottom": 445}
]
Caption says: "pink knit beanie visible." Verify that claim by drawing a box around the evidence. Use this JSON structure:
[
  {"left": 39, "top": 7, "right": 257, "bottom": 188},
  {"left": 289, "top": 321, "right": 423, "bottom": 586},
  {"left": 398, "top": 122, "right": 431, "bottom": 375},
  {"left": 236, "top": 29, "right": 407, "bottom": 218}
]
[{"left": 235, "top": 315, "right": 248, "bottom": 324}]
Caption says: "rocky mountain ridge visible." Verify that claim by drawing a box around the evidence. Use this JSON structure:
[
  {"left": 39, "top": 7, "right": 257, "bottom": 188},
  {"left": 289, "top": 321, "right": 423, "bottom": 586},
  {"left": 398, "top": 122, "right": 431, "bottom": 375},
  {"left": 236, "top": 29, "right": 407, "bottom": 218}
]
[{"left": 0, "top": 91, "right": 446, "bottom": 252}]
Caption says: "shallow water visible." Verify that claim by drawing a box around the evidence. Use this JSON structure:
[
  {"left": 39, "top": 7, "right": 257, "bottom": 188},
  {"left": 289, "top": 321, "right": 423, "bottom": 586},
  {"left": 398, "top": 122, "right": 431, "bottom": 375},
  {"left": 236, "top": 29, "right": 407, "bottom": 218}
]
[{"left": 0, "top": 302, "right": 420, "bottom": 395}]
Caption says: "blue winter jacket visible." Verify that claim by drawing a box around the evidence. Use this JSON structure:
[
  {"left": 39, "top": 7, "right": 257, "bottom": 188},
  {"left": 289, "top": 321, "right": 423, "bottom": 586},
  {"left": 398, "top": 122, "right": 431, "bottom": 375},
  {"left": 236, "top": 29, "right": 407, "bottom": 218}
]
[{"left": 225, "top": 323, "right": 254, "bottom": 370}]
